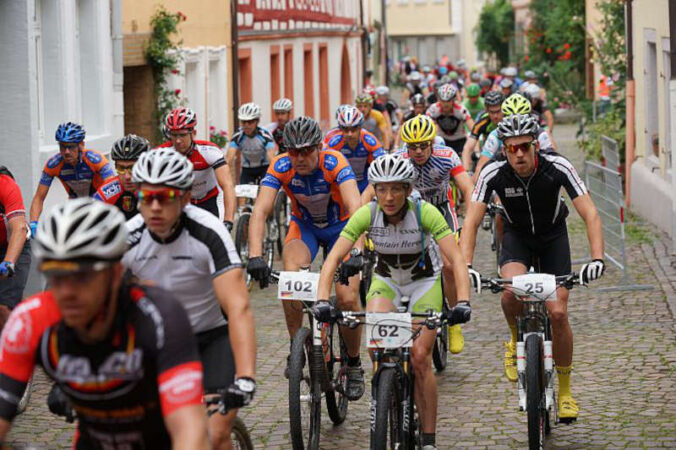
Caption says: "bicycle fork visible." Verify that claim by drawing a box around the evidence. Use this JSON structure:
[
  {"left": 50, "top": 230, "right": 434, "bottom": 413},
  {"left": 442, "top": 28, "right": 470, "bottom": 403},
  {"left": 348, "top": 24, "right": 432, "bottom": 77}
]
[{"left": 516, "top": 327, "right": 555, "bottom": 412}]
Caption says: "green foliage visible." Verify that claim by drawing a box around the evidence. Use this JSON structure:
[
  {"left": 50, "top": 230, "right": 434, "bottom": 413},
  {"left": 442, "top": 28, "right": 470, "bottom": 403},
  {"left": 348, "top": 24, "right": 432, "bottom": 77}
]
[
  {"left": 209, "top": 128, "right": 229, "bottom": 148},
  {"left": 594, "top": 0, "right": 626, "bottom": 93},
  {"left": 476, "top": 0, "right": 514, "bottom": 68},
  {"left": 578, "top": 108, "right": 626, "bottom": 162},
  {"left": 145, "top": 7, "right": 186, "bottom": 142}
]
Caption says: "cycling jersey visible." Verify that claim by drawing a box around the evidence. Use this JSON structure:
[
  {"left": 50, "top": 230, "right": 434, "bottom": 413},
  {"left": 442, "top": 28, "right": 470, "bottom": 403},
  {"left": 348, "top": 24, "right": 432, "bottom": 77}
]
[
  {"left": 426, "top": 102, "right": 471, "bottom": 142},
  {"left": 265, "top": 121, "right": 286, "bottom": 152},
  {"left": 374, "top": 100, "right": 400, "bottom": 127},
  {"left": 157, "top": 140, "right": 227, "bottom": 204},
  {"left": 323, "top": 127, "right": 341, "bottom": 146},
  {"left": 39, "top": 149, "right": 121, "bottom": 203},
  {"left": 362, "top": 109, "right": 388, "bottom": 142},
  {"left": 324, "top": 129, "right": 385, "bottom": 191},
  {"left": 469, "top": 111, "right": 497, "bottom": 140},
  {"left": 124, "top": 204, "right": 242, "bottom": 333},
  {"left": 261, "top": 150, "right": 356, "bottom": 228},
  {"left": 0, "top": 281, "right": 203, "bottom": 449},
  {"left": 229, "top": 127, "right": 275, "bottom": 168},
  {"left": 472, "top": 152, "right": 588, "bottom": 235},
  {"left": 115, "top": 191, "right": 138, "bottom": 221},
  {"left": 480, "top": 128, "right": 554, "bottom": 159},
  {"left": 463, "top": 97, "right": 485, "bottom": 119},
  {"left": 340, "top": 199, "right": 451, "bottom": 285},
  {"left": 0, "top": 173, "right": 25, "bottom": 247}
]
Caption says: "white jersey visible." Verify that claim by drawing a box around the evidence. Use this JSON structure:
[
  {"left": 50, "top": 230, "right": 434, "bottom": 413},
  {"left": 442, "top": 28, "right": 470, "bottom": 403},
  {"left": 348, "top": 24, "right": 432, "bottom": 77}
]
[{"left": 123, "top": 205, "right": 242, "bottom": 333}]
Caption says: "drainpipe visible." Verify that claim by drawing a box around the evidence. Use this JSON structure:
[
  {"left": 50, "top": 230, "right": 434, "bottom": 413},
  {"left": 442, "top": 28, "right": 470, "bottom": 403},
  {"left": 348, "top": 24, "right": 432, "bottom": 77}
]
[
  {"left": 625, "top": 0, "right": 635, "bottom": 207},
  {"left": 382, "top": 0, "right": 389, "bottom": 86},
  {"left": 111, "top": 0, "right": 124, "bottom": 136},
  {"left": 359, "top": 0, "right": 368, "bottom": 88},
  {"left": 231, "top": 0, "right": 240, "bottom": 131}
]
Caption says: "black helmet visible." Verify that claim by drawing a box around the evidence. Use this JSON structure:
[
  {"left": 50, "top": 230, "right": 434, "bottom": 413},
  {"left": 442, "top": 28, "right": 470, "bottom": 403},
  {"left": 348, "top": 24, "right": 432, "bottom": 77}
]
[
  {"left": 111, "top": 134, "right": 151, "bottom": 161},
  {"left": 484, "top": 91, "right": 505, "bottom": 107},
  {"left": 282, "top": 116, "right": 323, "bottom": 149}
]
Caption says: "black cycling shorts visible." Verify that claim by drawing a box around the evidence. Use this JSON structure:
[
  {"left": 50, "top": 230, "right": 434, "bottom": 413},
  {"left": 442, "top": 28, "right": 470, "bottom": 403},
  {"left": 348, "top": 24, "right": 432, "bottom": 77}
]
[
  {"left": 192, "top": 195, "right": 219, "bottom": 217},
  {"left": 196, "top": 325, "right": 235, "bottom": 393},
  {"left": 240, "top": 165, "right": 269, "bottom": 186},
  {"left": 434, "top": 202, "right": 460, "bottom": 235},
  {"left": 444, "top": 137, "right": 467, "bottom": 156},
  {"left": 498, "top": 223, "right": 571, "bottom": 276}
]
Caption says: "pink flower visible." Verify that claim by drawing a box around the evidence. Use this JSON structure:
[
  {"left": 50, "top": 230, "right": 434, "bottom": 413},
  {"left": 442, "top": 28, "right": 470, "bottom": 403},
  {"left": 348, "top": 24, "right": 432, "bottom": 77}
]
[
  {"left": 174, "top": 89, "right": 181, "bottom": 95},
  {"left": 210, "top": 126, "right": 215, "bottom": 130},
  {"left": 171, "top": 69, "right": 179, "bottom": 75},
  {"left": 220, "top": 131, "right": 227, "bottom": 136}
]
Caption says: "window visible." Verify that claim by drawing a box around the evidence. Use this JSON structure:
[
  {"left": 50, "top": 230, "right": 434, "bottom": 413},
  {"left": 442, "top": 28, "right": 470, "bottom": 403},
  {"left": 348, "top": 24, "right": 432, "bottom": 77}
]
[
  {"left": 271, "top": 46, "right": 280, "bottom": 112},
  {"left": 38, "top": 0, "right": 63, "bottom": 145},
  {"left": 239, "top": 49, "right": 253, "bottom": 104},
  {"left": 644, "top": 30, "right": 658, "bottom": 162},
  {"left": 304, "top": 45, "right": 314, "bottom": 117},
  {"left": 208, "top": 49, "right": 228, "bottom": 134},
  {"left": 318, "top": 44, "right": 329, "bottom": 128},
  {"left": 284, "top": 46, "right": 294, "bottom": 101}
]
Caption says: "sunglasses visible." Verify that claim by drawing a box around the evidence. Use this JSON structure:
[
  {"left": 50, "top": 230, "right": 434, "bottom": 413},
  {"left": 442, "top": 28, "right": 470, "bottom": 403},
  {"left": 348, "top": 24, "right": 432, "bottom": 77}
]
[
  {"left": 288, "top": 146, "right": 318, "bottom": 157},
  {"left": 505, "top": 141, "right": 535, "bottom": 154},
  {"left": 407, "top": 142, "right": 431, "bottom": 151},
  {"left": 136, "top": 188, "right": 183, "bottom": 205},
  {"left": 115, "top": 164, "right": 134, "bottom": 175}
]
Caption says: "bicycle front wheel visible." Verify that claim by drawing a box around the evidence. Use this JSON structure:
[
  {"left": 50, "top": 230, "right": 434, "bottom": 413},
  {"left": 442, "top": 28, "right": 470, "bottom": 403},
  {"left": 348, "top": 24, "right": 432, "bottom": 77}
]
[
  {"left": 526, "top": 334, "right": 546, "bottom": 450},
  {"left": 325, "top": 322, "right": 349, "bottom": 425},
  {"left": 231, "top": 416, "right": 254, "bottom": 450},
  {"left": 432, "top": 323, "right": 449, "bottom": 372},
  {"left": 372, "top": 367, "right": 403, "bottom": 450},
  {"left": 288, "top": 327, "right": 321, "bottom": 450},
  {"left": 273, "top": 190, "right": 289, "bottom": 255},
  {"left": 235, "top": 213, "right": 253, "bottom": 290}
]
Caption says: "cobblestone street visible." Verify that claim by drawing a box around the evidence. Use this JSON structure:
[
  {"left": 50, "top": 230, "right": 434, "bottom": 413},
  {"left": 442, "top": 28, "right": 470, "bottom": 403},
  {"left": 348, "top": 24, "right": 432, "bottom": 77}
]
[{"left": 8, "top": 124, "right": 676, "bottom": 448}]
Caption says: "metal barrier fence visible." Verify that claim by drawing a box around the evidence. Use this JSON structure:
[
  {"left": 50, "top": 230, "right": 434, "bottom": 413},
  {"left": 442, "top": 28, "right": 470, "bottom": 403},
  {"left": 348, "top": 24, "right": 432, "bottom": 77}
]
[{"left": 583, "top": 136, "right": 652, "bottom": 291}]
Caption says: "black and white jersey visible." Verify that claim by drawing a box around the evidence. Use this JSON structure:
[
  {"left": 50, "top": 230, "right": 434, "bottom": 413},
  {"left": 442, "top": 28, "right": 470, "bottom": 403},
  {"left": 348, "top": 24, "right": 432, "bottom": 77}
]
[
  {"left": 471, "top": 152, "right": 587, "bottom": 235},
  {"left": 123, "top": 205, "right": 242, "bottom": 333}
]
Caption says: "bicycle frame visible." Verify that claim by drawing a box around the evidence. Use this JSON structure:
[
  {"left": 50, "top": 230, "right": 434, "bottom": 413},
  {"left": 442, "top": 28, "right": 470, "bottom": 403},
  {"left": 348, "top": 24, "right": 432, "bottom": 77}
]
[{"left": 370, "top": 348, "right": 415, "bottom": 438}]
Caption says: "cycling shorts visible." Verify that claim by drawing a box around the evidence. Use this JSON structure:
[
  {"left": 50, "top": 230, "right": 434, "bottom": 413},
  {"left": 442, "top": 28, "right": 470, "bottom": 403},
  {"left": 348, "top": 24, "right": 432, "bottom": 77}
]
[
  {"left": 285, "top": 216, "right": 346, "bottom": 261},
  {"left": 443, "top": 137, "right": 467, "bottom": 156},
  {"left": 192, "top": 194, "right": 220, "bottom": 218},
  {"left": 434, "top": 202, "right": 460, "bottom": 237},
  {"left": 196, "top": 325, "right": 235, "bottom": 394},
  {"left": 0, "top": 242, "right": 31, "bottom": 309},
  {"left": 366, "top": 274, "right": 443, "bottom": 314},
  {"left": 498, "top": 222, "right": 571, "bottom": 276},
  {"left": 240, "top": 165, "right": 269, "bottom": 185}
]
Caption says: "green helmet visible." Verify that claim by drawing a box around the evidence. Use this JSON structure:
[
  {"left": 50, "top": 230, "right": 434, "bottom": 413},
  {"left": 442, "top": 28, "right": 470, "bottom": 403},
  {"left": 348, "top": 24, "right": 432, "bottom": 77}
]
[
  {"left": 501, "top": 94, "right": 532, "bottom": 116},
  {"left": 449, "top": 71, "right": 459, "bottom": 80},
  {"left": 466, "top": 84, "right": 480, "bottom": 97}
]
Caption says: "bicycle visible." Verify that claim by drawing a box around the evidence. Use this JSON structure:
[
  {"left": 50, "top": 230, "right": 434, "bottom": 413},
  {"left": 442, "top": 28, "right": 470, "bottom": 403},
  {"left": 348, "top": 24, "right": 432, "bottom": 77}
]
[
  {"left": 273, "top": 189, "right": 291, "bottom": 255},
  {"left": 234, "top": 184, "right": 277, "bottom": 290},
  {"left": 480, "top": 272, "right": 581, "bottom": 450},
  {"left": 318, "top": 304, "right": 468, "bottom": 450},
  {"left": 205, "top": 392, "right": 254, "bottom": 450},
  {"left": 267, "top": 269, "right": 350, "bottom": 450},
  {"left": 482, "top": 201, "right": 504, "bottom": 273},
  {"left": 357, "top": 236, "right": 377, "bottom": 309}
]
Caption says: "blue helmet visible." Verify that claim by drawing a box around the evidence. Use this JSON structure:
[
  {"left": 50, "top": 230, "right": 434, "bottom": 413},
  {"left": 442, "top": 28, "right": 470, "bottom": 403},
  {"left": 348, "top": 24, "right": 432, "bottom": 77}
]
[{"left": 55, "top": 122, "right": 86, "bottom": 143}]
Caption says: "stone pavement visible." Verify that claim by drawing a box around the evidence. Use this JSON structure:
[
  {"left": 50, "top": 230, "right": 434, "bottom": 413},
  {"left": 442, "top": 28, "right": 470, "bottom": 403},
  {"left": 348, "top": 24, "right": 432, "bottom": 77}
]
[{"left": 6, "top": 124, "right": 676, "bottom": 448}]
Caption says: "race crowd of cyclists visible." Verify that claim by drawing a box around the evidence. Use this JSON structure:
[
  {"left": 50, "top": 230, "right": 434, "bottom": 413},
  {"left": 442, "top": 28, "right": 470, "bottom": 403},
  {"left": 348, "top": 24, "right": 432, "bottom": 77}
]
[{"left": 0, "top": 58, "right": 607, "bottom": 449}]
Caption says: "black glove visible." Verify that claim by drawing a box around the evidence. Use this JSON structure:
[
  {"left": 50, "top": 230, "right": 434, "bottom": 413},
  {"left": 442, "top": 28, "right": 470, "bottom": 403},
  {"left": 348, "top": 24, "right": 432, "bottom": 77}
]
[
  {"left": 339, "top": 251, "right": 364, "bottom": 284},
  {"left": 224, "top": 377, "right": 256, "bottom": 409},
  {"left": 223, "top": 220, "right": 234, "bottom": 233},
  {"left": 311, "top": 301, "right": 339, "bottom": 323},
  {"left": 247, "top": 257, "right": 270, "bottom": 288},
  {"left": 579, "top": 259, "right": 605, "bottom": 285},
  {"left": 47, "top": 384, "right": 75, "bottom": 423},
  {"left": 449, "top": 301, "right": 471, "bottom": 325}
]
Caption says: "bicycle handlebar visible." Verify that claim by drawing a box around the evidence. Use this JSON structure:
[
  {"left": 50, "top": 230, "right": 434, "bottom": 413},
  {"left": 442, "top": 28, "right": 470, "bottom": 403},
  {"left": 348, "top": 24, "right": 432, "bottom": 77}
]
[{"left": 479, "top": 272, "right": 580, "bottom": 295}]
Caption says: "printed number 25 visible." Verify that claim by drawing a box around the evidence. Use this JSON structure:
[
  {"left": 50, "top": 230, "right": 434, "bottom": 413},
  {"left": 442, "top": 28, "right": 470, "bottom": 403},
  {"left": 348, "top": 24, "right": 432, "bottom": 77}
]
[{"left": 524, "top": 282, "right": 544, "bottom": 294}]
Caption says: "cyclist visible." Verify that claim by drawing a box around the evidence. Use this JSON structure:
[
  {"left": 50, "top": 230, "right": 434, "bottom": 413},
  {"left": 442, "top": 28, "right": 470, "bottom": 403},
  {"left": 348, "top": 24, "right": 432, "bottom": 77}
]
[
  {"left": 523, "top": 83, "right": 555, "bottom": 136},
  {"left": 266, "top": 98, "right": 293, "bottom": 153},
  {"left": 461, "top": 91, "right": 505, "bottom": 174},
  {"left": 110, "top": 134, "right": 150, "bottom": 220},
  {"left": 0, "top": 166, "right": 31, "bottom": 318},
  {"left": 461, "top": 114, "right": 605, "bottom": 422},
  {"left": 324, "top": 105, "right": 386, "bottom": 193},
  {"left": 499, "top": 78, "right": 514, "bottom": 96},
  {"left": 463, "top": 83, "right": 485, "bottom": 120},
  {"left": 479, "top": 78, "right": 493, "bottom": 97},
  {"left": 228, "top": 103, "right": 277, "bottom": 189},
  {"left": 403, "top": 93, "right": 427, "bottom": 123},
  {"left": 426, "top": 84, "right": 474, "bottom": 156},
  {"left": 0, "top": 199, "right": 210, "bottom": 449},
  {"left": 124, "top": 149, "right": 256, "bottom": 449},
  {"left": 246, "top": 117, "right": 367, "bottom": 400},
  {"left": 374, "top": 86, "right": 403, "bottom": 146},
  {"left": 356, "top": 93, "right": 391, "bottom": 150},
  {"left": 323, "top": 104, "right": 352, "bottom": 146},
  {"left": 159, "top": 107, "right": 237, "bottom": 231},
  {"left": 401, "top": 70, "right": 425, "bottom": 104},
  {"left": 29, "top": 122, "right": 122, "bottom": 235},
  {"left": 314, "top": 154, "right": 472, "bottom": 450}
]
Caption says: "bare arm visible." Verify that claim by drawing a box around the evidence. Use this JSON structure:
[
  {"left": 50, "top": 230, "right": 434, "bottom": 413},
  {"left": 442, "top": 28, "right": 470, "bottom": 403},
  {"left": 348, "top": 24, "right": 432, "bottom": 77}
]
[
  {"left": 459, "top": 201, "right": 488, "bottom": 264},
  {"left": 215, "top": 165, "right": 236, "bottom": 222},
  {"left": 572, "top": 194, "right": 604, "bottom": 260},
  {"left": 462, "top": 136, "right": 478, "bottom": 170},
  {"left": 226, "top": 148, "right": 241, "bottom": 185},
  {"left": 266, "top": 146, "right": 277, "bottom": 167},
  {"left": 29, "top": 184, "right": 49, "bottom": 222},
  {"left": 360, "top": 184, "right": 376, "bottom": 206},
  {"left": 248, "top": 185, "right": 278, "bottom": 257},
  {"left": 3, "top": 217, "right": 27, "bottom": 267},
  {"left": 437, "top": 233, "right": 471, "bottom": 300},
  {"left": 454, "top": 171, "right": 474, "bottom": 206},
  {"left": 544, "top": 110, "right": 554, "bottom": 131},
  {"left": 0, "top": 418, "right": 10, "bottom": 442},
  {"left": 164, "top": 405, "right": 210, "bottom": 450},
  {"left": 213, "top": 269, "right": 256, "bottom": 378},
  {"left": 338, "top": 179, "right": 362, "bottom": 216},
  {"left": 317, "top": 236, "right": 355, "bottom": 300}
]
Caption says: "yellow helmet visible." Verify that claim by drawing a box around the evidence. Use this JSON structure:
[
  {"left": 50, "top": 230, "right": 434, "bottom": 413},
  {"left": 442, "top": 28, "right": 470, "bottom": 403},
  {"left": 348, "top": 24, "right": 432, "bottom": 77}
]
[
  {"left": 400, "top": 115, "right": 436, "bottom": 144},
  {"left": 501, "top": 94, "right": 532, "bottom": 116}
]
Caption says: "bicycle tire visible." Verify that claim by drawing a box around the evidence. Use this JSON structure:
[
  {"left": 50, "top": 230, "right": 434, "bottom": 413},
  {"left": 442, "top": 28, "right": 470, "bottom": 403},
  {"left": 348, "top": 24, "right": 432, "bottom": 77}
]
[
  {"left": 526, "top": 334, "right": 546, "bottom": 450},
  {"left": 372, "top": 367, "right": 403, "bottom": 450},
  {"left": 16, "top": 373, "right": 33, "bottom": 415},
  {"left": 231, "top": 416, "right": 254, "bottom": 450},
  {"left": 432, "top": 324, "right": 449, "bottom": 372},
  {"left": 325, "top": 322, "right": 349, "bottom": 425},
  {"left": 359, "top": 258, "right": 374, "bottom": 309},
  {"left": 235, "top": 213, "right": 253, "bottom": 290},
  {"left": 264, "top": 218, "right": 276, "bottom": 270},
  {"left": 273, "top": 190, "right": 288, "bottom": 255},
  {"left": 288, "top": 327, "right": 321, "bottom": 450},
  {"left": 491, "top": 214, "right": 501, "bottom": 275}
]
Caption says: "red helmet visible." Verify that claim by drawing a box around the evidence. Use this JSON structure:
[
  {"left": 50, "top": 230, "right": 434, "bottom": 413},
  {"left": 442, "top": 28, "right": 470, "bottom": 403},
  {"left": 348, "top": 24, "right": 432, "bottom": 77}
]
[{"left": 165, "top": 107, "right": 197, "bottom": 132}]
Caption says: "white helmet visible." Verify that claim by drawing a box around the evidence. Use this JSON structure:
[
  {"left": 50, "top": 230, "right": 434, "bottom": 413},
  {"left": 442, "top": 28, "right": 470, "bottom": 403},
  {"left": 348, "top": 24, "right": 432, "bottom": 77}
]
[
  {"left": 524, "top": 83, "right": 541, "bottom": 99},
  {"left": 375, "top": 86, "right": 390, "bottom": 96},
  {"left": 504, "top": 67, "right": 518, "bottom": 77},
  {"left": 368, "top": 154, "right": 415, "bottom": 184},
  {"left": 33, "top": 198, "right": 128, "bottom": 270},
  {"left": 273, "top": 98, "right": 293, "bottom": 112},
  {"left": 238, "top": 102, "right": 262, "bottom": 121},
  {"left": 132, "top": 149, "right": 194, "bottom": 190},
  {"left": 409, "top": 71, "right": 422, "bottom": 82},
  {"left": 438, "top": 83, "right": 458, "bottom": 102}
]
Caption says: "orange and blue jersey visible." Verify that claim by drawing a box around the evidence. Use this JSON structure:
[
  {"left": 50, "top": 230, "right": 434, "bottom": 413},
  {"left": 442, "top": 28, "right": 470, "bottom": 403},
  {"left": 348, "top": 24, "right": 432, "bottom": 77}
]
[
  {"left": 323, "top": 129, "right": 385, "bottom": 192},
  {"left": 261, "top": 150, "right": 356, "bottom": 260},
  {"left": 39, "top": 149, "right": 121, "bottom": 204}
]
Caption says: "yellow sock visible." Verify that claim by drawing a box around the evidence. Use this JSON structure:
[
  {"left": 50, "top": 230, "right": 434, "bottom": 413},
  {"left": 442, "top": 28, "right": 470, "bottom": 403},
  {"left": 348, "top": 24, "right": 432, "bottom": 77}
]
[
  {"left": 509, "top": 324, "right": 517, "bottom": 344},
  {"left": 556, "top": 365, "right": 573, "bottom": 398}
]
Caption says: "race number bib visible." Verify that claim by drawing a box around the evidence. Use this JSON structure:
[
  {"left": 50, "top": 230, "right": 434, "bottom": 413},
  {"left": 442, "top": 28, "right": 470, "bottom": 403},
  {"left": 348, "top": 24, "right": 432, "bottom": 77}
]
[
  {"left": 366, "top": 313, "right": 413, "bottom": 348},
  {"left": 235, "top": 184, "right": 259, "bottom": 199},
  {"left": 511, "top": 273, "right": 557, "bottom": 300},
  {"left": 278, "top": 271, "right": 319, "bottom": 301}
]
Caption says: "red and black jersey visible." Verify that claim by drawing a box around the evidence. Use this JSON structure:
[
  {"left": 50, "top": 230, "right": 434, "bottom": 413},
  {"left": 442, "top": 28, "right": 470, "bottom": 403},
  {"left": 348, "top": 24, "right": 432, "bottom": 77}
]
[
  {"left": 0, "top": 172, "right": 25, "bottom": 247},
  {"left": 0, "top": 281, "right": 204, "bottom": 449}
]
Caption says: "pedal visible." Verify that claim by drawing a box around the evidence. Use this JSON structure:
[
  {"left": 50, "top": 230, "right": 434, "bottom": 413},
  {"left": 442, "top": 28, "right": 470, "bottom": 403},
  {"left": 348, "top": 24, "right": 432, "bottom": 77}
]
[{"left": 558, "top": 416, "right": 577, "bottom": 425}]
